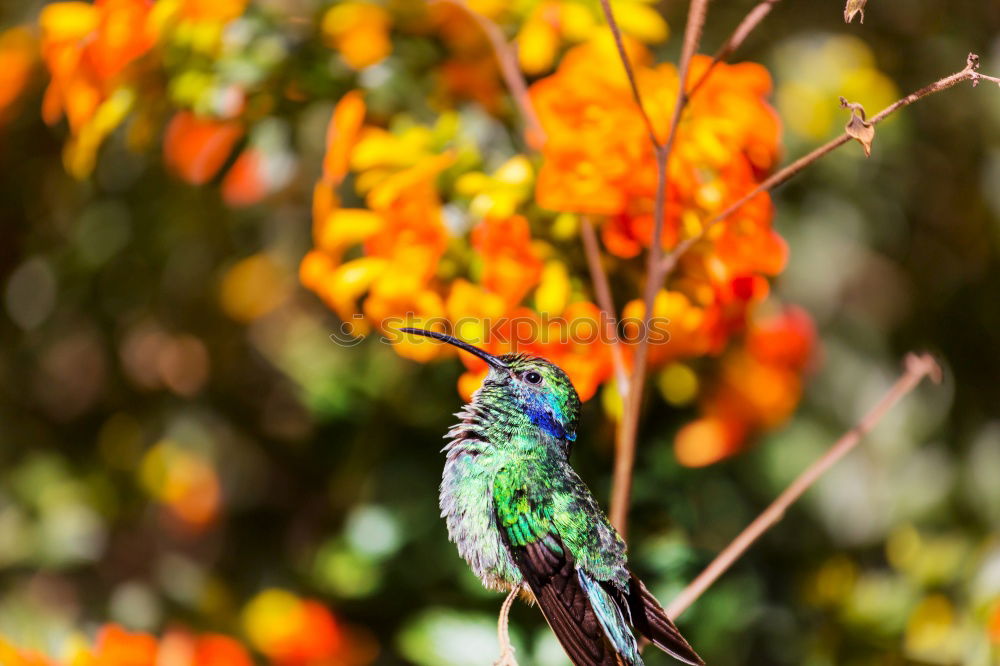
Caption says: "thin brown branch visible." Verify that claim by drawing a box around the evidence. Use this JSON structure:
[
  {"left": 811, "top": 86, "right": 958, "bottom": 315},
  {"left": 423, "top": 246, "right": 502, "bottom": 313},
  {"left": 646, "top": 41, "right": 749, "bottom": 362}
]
[
  {"left": 581, "top": 216, "right": 629, "bottom": 395},
  {"left": 608, "top": 0, "right": 710, "bottom": 537},
  {"left": 657, "top": 53, "right": 993, "bottom": 278},
  {"left": 597, "top": 0, "right": 662, "bottom": 147},
  {"left": 666, "top": 352, "right": 943, "bottom": 619},
  {"left": 433, "top": 0, "right": 546, "bottom": 148},
  {"left": 688, "top": 0, "right": 781, "bottom": 99}
]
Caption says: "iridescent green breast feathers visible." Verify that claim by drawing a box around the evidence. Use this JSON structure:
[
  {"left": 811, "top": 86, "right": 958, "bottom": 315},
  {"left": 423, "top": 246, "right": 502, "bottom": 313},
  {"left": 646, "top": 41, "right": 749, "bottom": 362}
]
[{"left": 400, "top": 328, "right": 704, "bottom": 666}]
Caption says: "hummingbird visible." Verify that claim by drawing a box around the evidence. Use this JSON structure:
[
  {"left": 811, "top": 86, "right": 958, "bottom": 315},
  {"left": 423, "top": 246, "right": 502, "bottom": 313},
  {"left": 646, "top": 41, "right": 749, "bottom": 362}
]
[{"left": 401, "top": 328, "right": 704, "bottom": 666}]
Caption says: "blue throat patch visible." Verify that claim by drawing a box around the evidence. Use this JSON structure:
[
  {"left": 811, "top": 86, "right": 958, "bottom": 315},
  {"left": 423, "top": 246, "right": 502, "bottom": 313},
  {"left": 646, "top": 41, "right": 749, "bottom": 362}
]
[{"left": 526, "top": 400, "right": 576, "bottom": 441}]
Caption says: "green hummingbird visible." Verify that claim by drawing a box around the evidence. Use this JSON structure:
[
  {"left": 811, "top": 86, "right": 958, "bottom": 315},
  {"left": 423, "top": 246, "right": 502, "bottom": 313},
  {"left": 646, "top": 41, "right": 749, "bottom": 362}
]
[{"left": 401, "top": 328, "right": 704, "bottom": 666}]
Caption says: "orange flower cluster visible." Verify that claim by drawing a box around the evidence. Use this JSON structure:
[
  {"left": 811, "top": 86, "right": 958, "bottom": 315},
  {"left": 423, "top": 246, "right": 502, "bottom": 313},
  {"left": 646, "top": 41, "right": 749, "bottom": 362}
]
[
  {"left": 321, "top": 2, "right": 392, "bottom": 70},
  {"left": 13, "top": 1, "right": 811, "bottom": 466},
  {"left": 39, "top": 0, "right": 155, "bottom": 176},
  {"left": 0, "top": 592, "right": 368, "bottom": 666},
  {"left": 242, "top": 589, "right": 346, "bottom": 666},
  {"left": 40, "top": 0, "right": 154, "bottom": 132},
  {"left": 0, "top": 27, "right": 37, "bottom": 123},
  {"left": 298, "top": 36, "right": 815, "bottom": 450},
  {"left": 300, "top": 92, "right": 618, "bottom": 400},
  {"left": 532, "top": 37, "right": 785, "bottom": 355},
  {"left": 0, "top": 625, "right": 252, "bottom": 666},
  {"left": 34, "top": 0, "right": 293, "bottom": 197},
  {"left": 675, "top": 306, "right": 815, "bottom": 467}
]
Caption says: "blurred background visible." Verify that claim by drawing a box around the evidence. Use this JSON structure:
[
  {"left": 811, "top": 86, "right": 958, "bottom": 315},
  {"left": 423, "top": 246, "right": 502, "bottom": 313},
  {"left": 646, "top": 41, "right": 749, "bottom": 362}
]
[{"left": 1, "top": 0, "right": 1000, "bottom": 664}]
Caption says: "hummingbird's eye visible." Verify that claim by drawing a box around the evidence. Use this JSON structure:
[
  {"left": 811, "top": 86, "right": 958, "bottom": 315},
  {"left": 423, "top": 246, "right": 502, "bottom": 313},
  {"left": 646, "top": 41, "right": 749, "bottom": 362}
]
[{"left": 524, "top": 371, "right": 543, "bottom": 385}]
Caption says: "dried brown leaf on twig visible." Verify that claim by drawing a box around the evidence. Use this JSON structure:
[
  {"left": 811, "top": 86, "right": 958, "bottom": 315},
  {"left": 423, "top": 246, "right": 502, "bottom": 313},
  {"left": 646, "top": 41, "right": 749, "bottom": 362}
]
[
  {"left": 844, "top": 0, "right": 866, "bottom": 23},
  {"left": 840, "top": 96, "right": 874, "bottom": 157}
]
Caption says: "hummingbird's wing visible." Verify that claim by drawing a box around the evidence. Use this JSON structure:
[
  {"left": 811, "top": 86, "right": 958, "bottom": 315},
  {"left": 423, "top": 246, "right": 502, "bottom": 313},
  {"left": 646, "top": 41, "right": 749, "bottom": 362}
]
[
  {"left": 494, "top": 463, "right": 705, "bottom": 666},
  {"left": 514, "top": 536, "right": 634, "bottom": 666},
  {"left": 494, "top": 467, "right": 639, "bottom": 666}
]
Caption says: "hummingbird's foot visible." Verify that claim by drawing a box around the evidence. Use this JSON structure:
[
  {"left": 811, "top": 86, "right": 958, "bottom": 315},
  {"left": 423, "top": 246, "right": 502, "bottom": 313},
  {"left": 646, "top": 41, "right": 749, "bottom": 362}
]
[{"left": 492, "top": 586, "right": 521, "bottom": 666}]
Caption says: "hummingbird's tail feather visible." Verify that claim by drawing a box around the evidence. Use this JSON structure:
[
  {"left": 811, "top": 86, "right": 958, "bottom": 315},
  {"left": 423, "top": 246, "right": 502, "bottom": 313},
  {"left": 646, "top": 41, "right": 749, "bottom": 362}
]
[
  {"left": 577, "top": 569, "right": 642, "bottom": 666},
  {"left": 620, "top": 574, "right": 705, "bottom": 666},
  {"left": 515, "top": 540, "right": 626, "bottom": 666}
]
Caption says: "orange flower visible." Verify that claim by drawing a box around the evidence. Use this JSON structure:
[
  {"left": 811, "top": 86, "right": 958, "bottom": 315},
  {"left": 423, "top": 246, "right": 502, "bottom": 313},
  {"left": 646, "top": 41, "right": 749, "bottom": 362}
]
[
  {"left": 529, "top": 37, "right": 787, "bottom": 372},
  {"left": 91, "top": 624, "right": 158, "bottom": 666},
  {"left": 0, "top": 627, "right": 266, "bottom": 666},
  {"left": 192, "top": 633, "right": 254, "bottom": 666},
  {"left": 746, "top": 305, "right": 815, "bottom": 370},
  {"left": 221, "top": 149, "right": 266, "bottom": 206},
  {"left": 163, "top": 111, "right": 243, "bottom": 185},
  {"left": 472, "top": 215, "right": 544, "bottom": 305},
  {"left": 0, "top": 27, "right": 37, "bottom": 122},
  {"left": 219, "top": 144, "right": 293, "bottom": 208},
  {"left": 313, "top": 168, "right": 450, "bottom": 327},
  {"left": 242, "top": 590, "right": 344, "bottom": 666},
  {"left": 322, "top": 90, "right": 366, "bottom": 187},
  {"left": 675, "top": 307, "right": 816, "bottom": 466},
  {"left": 530, "top": 36, "right": 664, "bottom": 215},
  {"left": 621, "top": 289, "right": 711, "bottom": 366},
  {"left": 40, "top": 0, "right": 155, "bottom": 132},
  {"left": 303, "top": 92, "right": 457, "bottom": 344},
  {"left": 157, "top": 630, "right": 255, "bottom": 666},
  {"left": 310, "top": 91, "right": 370, "bottom": 248},
  {"left": 674, "top": 416, "right": 746, "bottom": 468},
  {"left": 988, "top": 602, "right": 1000, "bottom": 644},
  {"left": 175, "top": 0, "right": 248, "bottom": 23},
  {"left": 321, "top": 2, "right": 392, "bottom": 70},
  {"left": 363, "top": 177, "right": 449, "bottom": 285},
  {"left": 530, "top": 37, "right": 781, "bottom": 268}
]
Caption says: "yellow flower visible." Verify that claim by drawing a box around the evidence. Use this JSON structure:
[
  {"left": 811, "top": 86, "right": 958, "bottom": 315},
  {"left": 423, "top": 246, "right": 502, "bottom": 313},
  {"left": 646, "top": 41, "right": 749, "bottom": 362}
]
[
  {"left": 516, "top": 0, "right": 667, "bottom": 74},
  {"left": 455, "top": 155, "right": 534, "bottom": 219}
]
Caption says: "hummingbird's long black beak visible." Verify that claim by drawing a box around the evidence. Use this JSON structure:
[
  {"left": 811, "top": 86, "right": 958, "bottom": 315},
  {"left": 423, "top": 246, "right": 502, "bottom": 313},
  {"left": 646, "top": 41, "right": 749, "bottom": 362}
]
[{"left": 399, "top": 328, "right": 508, "bottom": 370}]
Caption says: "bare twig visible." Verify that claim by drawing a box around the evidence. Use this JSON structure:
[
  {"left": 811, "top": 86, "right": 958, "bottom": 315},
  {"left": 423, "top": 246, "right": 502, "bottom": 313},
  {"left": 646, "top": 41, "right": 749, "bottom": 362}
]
[
  {"left": 608, "top": 0, "right": 710, "bottom": 537},
  {"left": 687, "top": 0, "right": 781, "bottom": 99},
  {"left": 597, "top": 0, "right": 662, "bottom": 147},
  {"left": 581, "top": 216, "right": 629, "bottom": 395},
  {"left": 657, "top": 53, "right": 995, "bottom": 278},
  {"left": 666, "top": 353, "right": 943, "bottom": 619},
  {"left": 970, "top": 71, "right": 1000, "bottom": 87},
  {"left": 844, "top": 0, "right": 867, "bottom": 24},
  {"left": 433, "top": 0, "right": 546, "bottom": 148},
  {"left": 493, "top": 586, "right": 521, "bottom": 665}
]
